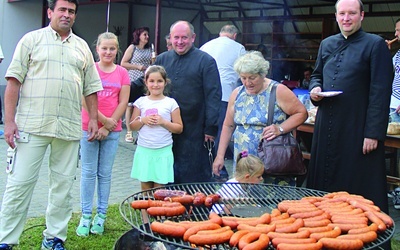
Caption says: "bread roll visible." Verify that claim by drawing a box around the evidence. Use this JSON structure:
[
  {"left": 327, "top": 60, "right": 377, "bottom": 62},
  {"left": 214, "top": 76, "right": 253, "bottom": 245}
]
[{"left": 387, "top": 122, "right": 400, "bottom": 135}]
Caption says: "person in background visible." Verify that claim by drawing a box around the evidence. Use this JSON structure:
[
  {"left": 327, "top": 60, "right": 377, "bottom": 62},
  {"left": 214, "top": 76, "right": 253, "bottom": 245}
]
[
  {"left": 226, "top": 151, "right": 264, "bottom": 184},
  {"left": 165, "top": 34, "right": 172, "bottom": 51},
  {"left": 388, "top": 18, "right": 400, "bottom": 124},
  {"left": 0, "top": 0, "right": 103, "bottom": 249},
  {"left": 386, "top": 18, "right": 400, "bottom": 210},
  {"left": 130, "top": 65, "right": 183, "bottom": 190},
  {"left": 0, "top": 44, "right": 3, "bottom": 63},
  {"left": 154, "top": 20, "right": 221, "bottom": 183},
  {"left": 200, "top": 25, "right": 246, "bottom": 179},
  {"left": 301, "top": 67, "right": 313, "bottom": 90},
  {"left": 121, "top": 27, "right": 152, "bottom": 143},
  {"left": 76, "top": 32, "right": 130, "bottom": 237},
  {"left": 306, "top": 0, "right": 393, "bottom": 220},
  {"left": 0, "top": 44, "right": 4, "bottom": 124},
  {"left": 213, "top": 51, "right": 308, "bottom": 186}
]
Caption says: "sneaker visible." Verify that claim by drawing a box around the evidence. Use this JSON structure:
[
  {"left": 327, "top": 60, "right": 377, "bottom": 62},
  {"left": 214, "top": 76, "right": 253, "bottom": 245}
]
[
  {"left": 41, "top": 237, "right": 65, "bottom": 250},
  {"left": 392, "top": 187, "right": 400, "bottom": 209},
  {"left": 125, "top": 132, "right": 134, "bottom": 143},
  {"left": 0, "top": 244, "right": 12, "bottom": 250},
  {"left": 90, "top": 213, "right": 106, "bottom": 235},
  {"left": 76, "top": 214, "right": 92, "bottom": 237}
]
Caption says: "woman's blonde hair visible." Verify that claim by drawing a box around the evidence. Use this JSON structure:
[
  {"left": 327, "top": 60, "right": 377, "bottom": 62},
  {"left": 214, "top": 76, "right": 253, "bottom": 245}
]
[
  {"left": 235, "top": 151, "right": 264, "bottom": 180},
  {"left": 233, "top": 51, "right": 270, "bottom": 77}
]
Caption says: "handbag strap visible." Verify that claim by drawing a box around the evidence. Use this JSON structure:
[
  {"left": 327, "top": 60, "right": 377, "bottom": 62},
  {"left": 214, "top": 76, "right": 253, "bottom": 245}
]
[{"left": 267, "top": 82, "right": 277, "bottom": 126}]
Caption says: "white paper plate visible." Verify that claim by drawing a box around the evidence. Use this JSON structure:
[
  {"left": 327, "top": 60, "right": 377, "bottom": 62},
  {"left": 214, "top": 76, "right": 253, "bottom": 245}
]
[{"left": 314, "top": 91, "right": 343, "bottom": 97}]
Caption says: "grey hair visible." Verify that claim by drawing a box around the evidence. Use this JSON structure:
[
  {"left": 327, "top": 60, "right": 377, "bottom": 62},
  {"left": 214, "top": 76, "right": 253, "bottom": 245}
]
[
  {"left": 170, "top": 20, "right": 195, "bottom": 35},
  {"left": 220, "top": 25, "right": 238, "bottom": 35},
  {"left": 234, "top": 51, "right": 270, "bottom": 77}
]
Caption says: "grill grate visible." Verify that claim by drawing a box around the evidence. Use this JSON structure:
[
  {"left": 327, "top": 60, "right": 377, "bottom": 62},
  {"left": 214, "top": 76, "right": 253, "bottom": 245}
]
[{"left": 120, "top": 183, "right": 395, "bottom": 250}]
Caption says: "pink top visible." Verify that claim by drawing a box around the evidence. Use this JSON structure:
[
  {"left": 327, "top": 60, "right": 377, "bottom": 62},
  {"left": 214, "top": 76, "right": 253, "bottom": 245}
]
[{"left": 82, "top": 63, "right": 130, "bottom": 131}]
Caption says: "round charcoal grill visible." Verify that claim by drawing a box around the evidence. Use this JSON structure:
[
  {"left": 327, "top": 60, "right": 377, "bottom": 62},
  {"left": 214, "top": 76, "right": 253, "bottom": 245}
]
[{"left": 119, "top": 183, "right": 395, "bottom": 250}]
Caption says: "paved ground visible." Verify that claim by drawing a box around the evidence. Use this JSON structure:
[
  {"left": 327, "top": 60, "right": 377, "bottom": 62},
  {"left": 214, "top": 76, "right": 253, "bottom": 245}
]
[
  {"left": 0, "top": 126, "right": 142, "bottom": 218},
  {"left": 0, "top": 125, "right": 399, "bottom": 242}
]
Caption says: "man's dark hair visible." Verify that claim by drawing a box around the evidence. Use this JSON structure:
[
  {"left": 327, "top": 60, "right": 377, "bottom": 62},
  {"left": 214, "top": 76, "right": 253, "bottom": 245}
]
[
  {"left": 304, "top": 67, "right": 313, "bottom": 73},
  {"left": 48, "top": 0, "right": 79, "bottom": 14},
  {"left": 132, "top": 27, "right": 150, "bottom": 49},
  {"left": 396, "top": 18, "right": 400, "bottom": 24}
]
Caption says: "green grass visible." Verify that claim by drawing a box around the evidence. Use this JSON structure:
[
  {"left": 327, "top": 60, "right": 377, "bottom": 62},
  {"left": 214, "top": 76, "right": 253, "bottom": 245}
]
[
  {"left": 14, "top": 204, "right": 131, "bottom": 250},
  {"left": 10, "top": 204, "right": 400, "bottom": 249}
]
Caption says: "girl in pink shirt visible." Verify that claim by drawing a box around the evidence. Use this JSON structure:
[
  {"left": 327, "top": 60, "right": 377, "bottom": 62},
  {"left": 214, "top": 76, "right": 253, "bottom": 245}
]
[{"left": 77, "top": 32, "right": 130, "bottom": 237}]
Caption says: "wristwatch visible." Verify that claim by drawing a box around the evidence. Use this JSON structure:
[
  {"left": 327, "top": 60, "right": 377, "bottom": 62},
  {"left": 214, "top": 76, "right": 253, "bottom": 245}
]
[{"left": 278, "top": 126, "right": 284, "bottom": 134}]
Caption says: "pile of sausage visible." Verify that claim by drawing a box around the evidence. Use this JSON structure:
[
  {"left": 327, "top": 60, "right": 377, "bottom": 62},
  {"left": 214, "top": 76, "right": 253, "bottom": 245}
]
[
  {"left": 134, "top": 190, "right": 394, "bottom": 250},
  {"left": 130, "top": 189, "right": 221, "bottom": 217}
]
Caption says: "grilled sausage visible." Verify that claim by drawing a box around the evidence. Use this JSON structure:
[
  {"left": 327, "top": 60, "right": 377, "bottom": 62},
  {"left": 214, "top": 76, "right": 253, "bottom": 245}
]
[
  {"left": 348, "top": 223, "right": 378, "bottom": 234},
  {"left": 337, "top": 230, "right": 378, "bottom": 244},
  {"left": 164, "top": 194, "right": 194, "bottom": 205},
  {"left": 208, "top": 212, "right": 223, "bottom": 225},
  {"left": 275, "top": 218, "right": 304, "bottom": 233},
  {"left": 371, "top": 211, "right": 394, "bottom": 227},
  {"left": 328, "top": 223, "right": 367, "bottom": 233},
  {"left": 319, "top": 238, "right": 363, "bottom": 250},
  {"left": 364, "top": 211, "right": 387, "bottom": 232},
  {"left": 276, "top": 241, "right": 323, "bottom": 250},
  {"left": 229, "top": 229, "right": 250, "bottom": 247},
  {"left": 196, "top": 226, "right": 231, "bottom": 235},
  {"left": 291, "top": 209, "right": 324, "bottom": 219},
  {"left": 153, "top": 189, "right": 186, "bottom": 200},
  {"left": 146, "top": 202, "right": 186, "bottom": 217},
  {"left": 183, "top": 222, "right": 221, "bottom": 241},
  {"left": 193, "top": 192, "right": 207, "bottom": 206},
  {"left": 298, "top": 225, "right": 333, "bottom": 233},
  {"left": 150, "top": 221, "right": 186, "bottom": 238},
  {"left": 242, "top": 234, "right": 270, "bottom": 250},
  {"left": 204, "top": 194, "right": 221, "bottom": 207},
  {"left": 238, "top": 232, "right": 262, "bottom": 250},
  {"left": 272, "top": 237, "right": 317, "bottom": 248},
  {"left": 238, "top": 223, "right": 275, "bottom": 234},
  {"left": 309, "top": 226, "right": 341, "bottom": 240},
  {"left": 267, "top": 229, "right": 310, "bottom": 239},
  {"left": 303, "top": 218, "right": 331, "bottom": 227},
  {"left": 188, "top": 228, "right": 234, "bottom": 245}
]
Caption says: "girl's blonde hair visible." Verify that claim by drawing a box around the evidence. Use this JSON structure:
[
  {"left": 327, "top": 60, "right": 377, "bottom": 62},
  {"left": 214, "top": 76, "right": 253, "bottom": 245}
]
[
  {"left": 95, "top": 32, "right": 120, "bottom": 61},
  {"left": 144, "top": 65, "right": 171, "bottom": 95},
  {"left": 235, "top": 151, "right": 264, "bottom": 180},
  {"left": 96, "top": 32, "right": 119, "bottom": 48}
]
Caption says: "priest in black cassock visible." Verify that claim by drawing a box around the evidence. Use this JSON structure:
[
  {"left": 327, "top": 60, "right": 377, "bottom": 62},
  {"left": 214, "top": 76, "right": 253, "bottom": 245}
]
[
  {"left": 307, "top": 0, "right": 393, "bottom": 217},
  {"left": 154, "top": 20, "right": 221, "bottom": 184}
]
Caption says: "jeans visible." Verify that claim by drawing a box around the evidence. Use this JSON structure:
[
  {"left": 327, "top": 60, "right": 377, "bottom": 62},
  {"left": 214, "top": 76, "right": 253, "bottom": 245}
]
[{"left": 79, "top": 131, "right": 120, "bottom": 215}]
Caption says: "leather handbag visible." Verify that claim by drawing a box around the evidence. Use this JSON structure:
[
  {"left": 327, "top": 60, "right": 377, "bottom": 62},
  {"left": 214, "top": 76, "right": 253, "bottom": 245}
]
[{"left": 257, "top": 83, "right": 307, "bottom": 176}]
